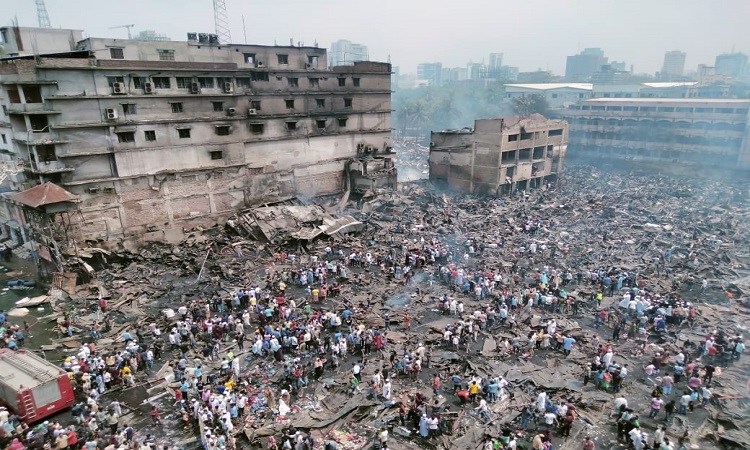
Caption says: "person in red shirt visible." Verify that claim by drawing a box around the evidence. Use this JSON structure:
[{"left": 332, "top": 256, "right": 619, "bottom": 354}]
[
  {"left": 582, "top": 436, "right": 595, "bottom": 450},
  {"left": 66, "top": 428, "right": 78, "bottom": 448},
  {"left": 432, "top": 375, "right": 440, "bottom": 396},
  {"left": 319, "top": 286, "right": 327, "bottom": 302},
  {"left": 456, "top": 389, "right": 469, "bottom": 405},
  {"left": 149, "top": 405, "right": 161, "bottom": 425}
]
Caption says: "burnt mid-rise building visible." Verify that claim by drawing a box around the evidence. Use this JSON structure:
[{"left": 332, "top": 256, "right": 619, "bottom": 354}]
[
  {"left": 429, "top": 115, "right": 568, "bottom": 195},
  {"left": 562, "top": 98, "right": 750, "bottom": 170},
  {"left": 0, "top": 28, "right": 395, "bottom": 248}
]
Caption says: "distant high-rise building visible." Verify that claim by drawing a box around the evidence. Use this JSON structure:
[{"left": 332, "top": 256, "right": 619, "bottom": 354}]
[
  {"left": 496, "top": 66, "right": 519, "bottom": 81},
  {"left": 488, "top": 53, "right": 509, "bottom": 79},
  {"left": 488, "top": 53, "right": 503, "bottom": 70},
  {"left": 466, "top": 62, "right": 487, "bottom": 80},
  {"left": 715, "top": 52, "right": 748, "bottom": 79},
  {"left": 661, "top": 51, "right": 686, "bottom": 77},
  {"left": 417, "top": 62, "right": 442, "bottom": 86},
  {"left": 565, "top": 48, "right": 607, "bottom": 81},
  {"left": 441, "top": 67, "right": 468, "bottom": 83},
  {"left": 329, "top": 40, "right": 369, "bottom": 67}
]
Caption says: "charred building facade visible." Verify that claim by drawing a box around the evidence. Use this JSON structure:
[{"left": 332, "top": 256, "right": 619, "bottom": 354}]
[
  {"left": 0, "top": 29, "right": 395, "bottom": 248},
  {"left": 562, "top": 98, "right": 750, "bottom": 169},
  {"left": 429, "top": 115, "right": 568, "bottom": 195}
]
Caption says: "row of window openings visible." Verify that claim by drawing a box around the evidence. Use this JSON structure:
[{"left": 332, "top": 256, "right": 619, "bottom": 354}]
[
  {"left": 507, "top": 129, "right": 563, "bottom": 141},
  {"left": 111, "top": 48, "right": 320, "bottom": 68},
  {"left": 109, "top": 76, "right": 239, "bottom": 89},
  {"left": 578, "top": 146, "right": 740, "bottom": 162},
  {"left": 107, "top": 75, "right": 360, "bottom": 90},
  {"left": 117, "top": 128, "right": 214, "bottom": 142},
  {"left": 121, "top": 98, "right": 353, "bottom": 115},
  {"left": 576, "top": 106, "right": 748, "bottom": 114},
  {"left": 569, "top": 119, "right": 745, "bottom": 130},
  {"left": 110, "top": 48, "right": 174, "bottom": 61},
  {"left": 573, "top": 132, "right": 743, "bottom": 146},
  {"left": 501, "top": 146, "right": 552, "bottom": 162},
  {"left": 116, "top": 118, "right": 349, "bottom": 142}
]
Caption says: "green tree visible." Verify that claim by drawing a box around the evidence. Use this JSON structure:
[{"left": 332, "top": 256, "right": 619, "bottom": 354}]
[{"left": 512, "top": 94, "right": 550, "bottom": 117}]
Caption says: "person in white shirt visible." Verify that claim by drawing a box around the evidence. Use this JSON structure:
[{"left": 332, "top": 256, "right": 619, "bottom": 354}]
[
  {"left": 475, "top": 399, "right": 491, "bottom": 420},
  {"left": 543, "top": 411, "right": 557, "bottom": 429},
  {"left": 612, "top": 396, "right": 628, "bottom": 417},
  {"left": 382, "top": 379, "right": 392, "bottom": 400},
  {"left": 653, "top": 425, "right": 665, "bottom": 447},
  {"left": 547, "top": 320, "right": 557, "bottom": 335}
]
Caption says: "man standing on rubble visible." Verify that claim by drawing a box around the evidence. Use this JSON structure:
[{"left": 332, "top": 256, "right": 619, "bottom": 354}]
[
  {"left": 562, "top": 335, "right": 576, "bottom": 356},
  {"left": 352, "top": 361, "right": 362, "bottom": 382}
]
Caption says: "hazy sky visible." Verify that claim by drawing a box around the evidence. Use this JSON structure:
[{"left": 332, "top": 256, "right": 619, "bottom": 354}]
[{"left": 4, "top": 0, "right": 750, "bottom": 75}]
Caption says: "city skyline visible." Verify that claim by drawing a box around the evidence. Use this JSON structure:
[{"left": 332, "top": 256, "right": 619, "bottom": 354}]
[{"left": 3, "top": 0, "right": 749, "bottom": 75}]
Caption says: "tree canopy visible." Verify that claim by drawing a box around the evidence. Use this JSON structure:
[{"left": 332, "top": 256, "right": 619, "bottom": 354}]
[
  {"left": 511, "top": 94, "right": 550, "bottom": 117},
  {"left": 392, "top": 82, "right": 515, "bottom": 143}
]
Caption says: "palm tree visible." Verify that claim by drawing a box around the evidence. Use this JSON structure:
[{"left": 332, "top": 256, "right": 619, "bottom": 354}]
[{"left": 404, "top": 100, "right": 431, "bottom": 141}]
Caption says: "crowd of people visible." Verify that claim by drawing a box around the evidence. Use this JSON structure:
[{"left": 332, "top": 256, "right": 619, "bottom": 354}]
[{"left": 0, "top": 187, "right": 744, "bottom": 450}]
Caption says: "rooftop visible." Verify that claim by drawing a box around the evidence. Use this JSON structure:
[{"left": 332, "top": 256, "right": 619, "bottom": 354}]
[
  {"left": 10, "top": 182, "right": 79, "bottom": 208},
  {"left": 641, "top": 82, "right": 698, "bottom": 88},
  {"left": 505, "top": 83, "right": 593, "bottom": 91},
  {"left": 584, "top": 98, "right": 750, "bottom": 104},
  {"left": 0, "top": 349, "right": 64, "bottom": 391},
  {"left": 506, "top": 82, "right": 702, "bottom": 91}
]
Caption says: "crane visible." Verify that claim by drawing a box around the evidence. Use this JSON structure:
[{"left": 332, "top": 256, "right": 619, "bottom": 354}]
[
  {"left": 36, "top": 0, "right": 52, "bottom": 28},
  {"left": 109, "top": 24, "right": 135, "bottom": 40}
]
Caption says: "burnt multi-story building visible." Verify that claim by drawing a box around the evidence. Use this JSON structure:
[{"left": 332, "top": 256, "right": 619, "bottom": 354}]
[
  {"left": 428, "top": 115, "right": 568, "bottom": 195},
  {"left": 0, "top": 27, "right": 395, "bottom": 248}
]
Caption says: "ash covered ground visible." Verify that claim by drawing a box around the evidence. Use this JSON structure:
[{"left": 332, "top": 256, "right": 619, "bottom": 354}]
[{"left": 2, "top": 164, "right": 750, "bottom": 450}]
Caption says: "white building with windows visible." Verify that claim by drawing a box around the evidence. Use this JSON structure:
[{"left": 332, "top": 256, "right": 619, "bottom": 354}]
[
  {"left": 504, "top": 83, "right": 594, "bottom": 109},
  {"left": 329, "top": 40, "right": 369, "bottom": 67}
]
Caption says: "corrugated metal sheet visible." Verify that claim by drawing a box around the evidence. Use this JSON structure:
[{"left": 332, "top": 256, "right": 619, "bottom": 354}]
[{"left": 10, "top": 182, "right": 79, "bottom": 208}]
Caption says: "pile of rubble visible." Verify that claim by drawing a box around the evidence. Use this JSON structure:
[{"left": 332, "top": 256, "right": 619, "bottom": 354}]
[
  {"left": 394, "top": 140, "right": 430, "bottom": 181},
  {"left": 17, "top": 163, "right": 750, "bottom": 450}
]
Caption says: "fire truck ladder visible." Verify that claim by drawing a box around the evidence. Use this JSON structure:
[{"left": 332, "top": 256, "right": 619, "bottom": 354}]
[
  {"left": 19, "top": 391, "right": 37, "bottom": 421},
  {"left": 4, "top": 353, "right": 57, "bottom": 420}
]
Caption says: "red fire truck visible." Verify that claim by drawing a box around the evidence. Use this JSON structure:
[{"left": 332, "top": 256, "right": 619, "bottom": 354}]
[{"left": 0, "top": 349, "right": 75, "bottom": 422}]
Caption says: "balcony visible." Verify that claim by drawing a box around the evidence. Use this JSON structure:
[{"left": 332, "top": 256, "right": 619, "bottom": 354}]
[
  {"left": 13, "top": 133, "right": 69, "bottom": 145},
  {"left": 7, "top": 103, "right": 61, "bottom": 115},
  {"left": 23, "top": 160, "right": 74, "bottom": 174}
]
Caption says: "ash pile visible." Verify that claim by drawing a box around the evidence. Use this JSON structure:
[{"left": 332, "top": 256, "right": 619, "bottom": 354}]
[{"left": 24, "top": 164, "right": 750, "bottom": 450}]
